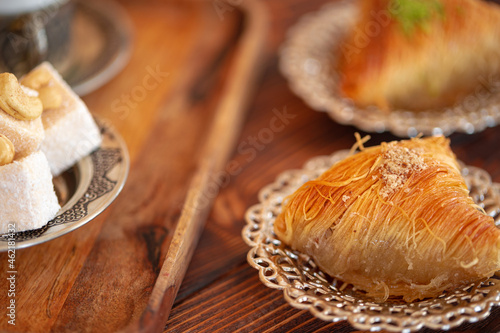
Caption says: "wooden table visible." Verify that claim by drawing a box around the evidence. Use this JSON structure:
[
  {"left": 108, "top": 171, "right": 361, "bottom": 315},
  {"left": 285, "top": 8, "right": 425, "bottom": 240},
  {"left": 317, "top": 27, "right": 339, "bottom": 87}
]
[{"left": 1, "top": 0, "right": 500, "bottom": 332}]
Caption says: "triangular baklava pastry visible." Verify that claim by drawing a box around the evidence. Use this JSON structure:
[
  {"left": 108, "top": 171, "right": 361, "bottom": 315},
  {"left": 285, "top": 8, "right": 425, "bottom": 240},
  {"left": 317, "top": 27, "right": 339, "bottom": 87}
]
[
  {"left": 337, "top": 0, "right": 500, "bottom": 111},
  {"left": 274, "top": 136, "right": 500, "bottom": 301}
]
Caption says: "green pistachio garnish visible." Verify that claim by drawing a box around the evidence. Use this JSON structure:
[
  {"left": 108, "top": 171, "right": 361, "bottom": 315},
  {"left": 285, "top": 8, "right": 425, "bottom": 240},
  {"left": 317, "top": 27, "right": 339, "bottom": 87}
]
[{"left": 389, "top": 0, "right": 445, "bottom": 35}]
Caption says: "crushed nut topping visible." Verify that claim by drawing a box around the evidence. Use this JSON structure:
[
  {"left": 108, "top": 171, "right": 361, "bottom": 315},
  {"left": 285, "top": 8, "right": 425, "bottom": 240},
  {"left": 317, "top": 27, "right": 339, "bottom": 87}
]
[{"left": 378, "top": 142, "right": 428, "bottom": 198}]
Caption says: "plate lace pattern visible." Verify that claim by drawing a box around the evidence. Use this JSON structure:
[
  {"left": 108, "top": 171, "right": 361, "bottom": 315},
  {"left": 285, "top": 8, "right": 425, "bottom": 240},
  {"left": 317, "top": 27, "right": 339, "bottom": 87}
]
[{"left": 243, "top": 151, "right": 500, "bottom": 332}]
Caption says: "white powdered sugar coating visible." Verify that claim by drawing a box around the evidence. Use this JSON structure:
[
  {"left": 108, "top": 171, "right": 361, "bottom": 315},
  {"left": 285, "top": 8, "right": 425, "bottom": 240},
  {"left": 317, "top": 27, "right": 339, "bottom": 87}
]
[
  {"left": 26, "top": 63, "right": 102, "bottom": 176},
  {"left": 0, "top": 151, "right": 60, "bottom": 233},
  {"left": 378, "top": 143, "right": 428, "bottom": 198}
]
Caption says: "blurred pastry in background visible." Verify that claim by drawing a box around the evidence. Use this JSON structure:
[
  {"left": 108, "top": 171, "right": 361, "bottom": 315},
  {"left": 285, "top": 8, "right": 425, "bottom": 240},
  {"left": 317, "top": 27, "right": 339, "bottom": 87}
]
[{"left": 337, "top": 0, "right": 500, "bottom": 111}]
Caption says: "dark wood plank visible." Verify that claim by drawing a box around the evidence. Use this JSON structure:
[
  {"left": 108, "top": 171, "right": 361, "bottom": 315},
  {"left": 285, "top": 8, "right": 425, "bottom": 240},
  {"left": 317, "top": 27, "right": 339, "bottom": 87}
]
[
  {"left": 165, "top": 1, "right": 500, "bottom": 330},
  {"left": 50, "top": 3, "right": 242, "bottom": 332},
  {"left": 1, "top": 0, "right": 500, "bottom": 332},
  {"left": 167, "top": 262, "right": 500, "bottom": 333}
]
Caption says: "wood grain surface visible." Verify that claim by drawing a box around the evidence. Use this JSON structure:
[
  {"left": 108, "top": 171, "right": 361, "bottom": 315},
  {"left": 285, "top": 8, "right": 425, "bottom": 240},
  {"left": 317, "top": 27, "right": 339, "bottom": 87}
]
[{"left": 1, "top": 0, "right": 500, "bottom": 332}]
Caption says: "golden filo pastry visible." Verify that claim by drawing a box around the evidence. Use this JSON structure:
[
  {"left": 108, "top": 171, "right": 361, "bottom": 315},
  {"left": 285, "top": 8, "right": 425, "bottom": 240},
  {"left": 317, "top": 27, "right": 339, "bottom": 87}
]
[
  {"left": 337, "top": 0, "right": 500, "bottom": 111},
  {"left": 274, "top": 136, "right": 500, "bottom": 302}
]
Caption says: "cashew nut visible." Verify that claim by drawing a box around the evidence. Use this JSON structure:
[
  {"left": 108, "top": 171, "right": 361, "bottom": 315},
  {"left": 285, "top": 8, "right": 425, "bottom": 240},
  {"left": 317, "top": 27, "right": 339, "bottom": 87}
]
[
  {"left": 0, "top": 73, "right": 43, "bottom": 120},
  {"left": 0, "top": 134, "right": 15, "bottom": 166},
  {"left": 22, "top": 69, "right": 63, "bottom": 111},
  {"left": 21, "top": 69, "right": 52, "bottom": 90}
]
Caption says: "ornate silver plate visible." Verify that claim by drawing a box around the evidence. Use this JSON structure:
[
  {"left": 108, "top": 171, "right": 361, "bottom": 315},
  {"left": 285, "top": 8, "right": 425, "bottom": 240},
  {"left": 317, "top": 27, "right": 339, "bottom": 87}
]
[
  {"left": 243, "top": 150, "right": 500, "bottom": 332},
  {"left": 279, "top": 0, "right": 500, "bottom": 137},
  {"left": 0, "top": 120, "right": 129, "bottom": 251}
]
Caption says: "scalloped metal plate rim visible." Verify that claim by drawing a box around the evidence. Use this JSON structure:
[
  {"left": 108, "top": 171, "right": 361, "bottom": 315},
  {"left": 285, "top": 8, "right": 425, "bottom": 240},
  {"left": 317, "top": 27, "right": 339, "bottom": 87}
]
[
  {"left": 0, "top": 120, "right": 129, "bottom": 251},
  {"left": 242, "top": 149, "right": 500, "bottom": 332}
]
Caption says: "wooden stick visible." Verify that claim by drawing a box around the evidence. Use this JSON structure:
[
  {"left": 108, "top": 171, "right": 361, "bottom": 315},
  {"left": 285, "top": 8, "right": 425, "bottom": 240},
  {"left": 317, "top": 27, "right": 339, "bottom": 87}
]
[{"left": 125, "top": 1, "right": 269, "bottom": 332}]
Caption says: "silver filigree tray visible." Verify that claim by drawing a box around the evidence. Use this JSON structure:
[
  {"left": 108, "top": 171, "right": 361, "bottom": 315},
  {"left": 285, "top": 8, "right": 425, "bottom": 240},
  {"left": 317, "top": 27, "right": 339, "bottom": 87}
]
[
  {"left": 279, "top": 0, "right": 500, "bottom": 137},
  {"left": 0, "top": 120, "right": 129, "bottom": 251},
  {"left": 242, "top": 150, "right": 500, "bottom": 332}
]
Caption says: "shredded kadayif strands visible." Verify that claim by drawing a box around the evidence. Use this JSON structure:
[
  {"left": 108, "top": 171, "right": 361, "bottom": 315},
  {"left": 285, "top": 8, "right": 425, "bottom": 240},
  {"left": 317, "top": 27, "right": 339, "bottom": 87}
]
[{"left": 274, "top": 136, "right": 500, "bottom": 302}]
